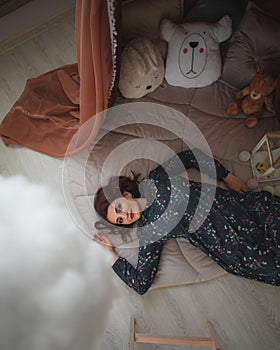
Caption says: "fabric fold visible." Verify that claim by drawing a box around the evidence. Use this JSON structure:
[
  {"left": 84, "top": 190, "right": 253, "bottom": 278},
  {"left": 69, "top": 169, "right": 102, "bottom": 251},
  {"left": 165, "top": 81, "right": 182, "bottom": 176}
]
[{"left": 0, "top": 0, "right": 121, "bottom": 157}]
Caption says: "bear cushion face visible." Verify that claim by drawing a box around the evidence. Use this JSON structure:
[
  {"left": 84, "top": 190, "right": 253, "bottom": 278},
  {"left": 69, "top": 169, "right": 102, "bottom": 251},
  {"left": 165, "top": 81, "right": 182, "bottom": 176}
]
[{"left": 161, "top": 16, "right": 232, "bottom": 88}]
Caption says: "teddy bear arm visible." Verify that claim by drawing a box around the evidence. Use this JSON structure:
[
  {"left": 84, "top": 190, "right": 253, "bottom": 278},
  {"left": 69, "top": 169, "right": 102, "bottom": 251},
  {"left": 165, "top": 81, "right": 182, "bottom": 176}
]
[
  {"left": 264, "top": 95, "right": 274, "bottom": 111},
  {"left": 226, "top": 101, "right": 241, "bottom": 115},
  {"left": 236, "top": 86, "right": 250, "bottom": 100}
]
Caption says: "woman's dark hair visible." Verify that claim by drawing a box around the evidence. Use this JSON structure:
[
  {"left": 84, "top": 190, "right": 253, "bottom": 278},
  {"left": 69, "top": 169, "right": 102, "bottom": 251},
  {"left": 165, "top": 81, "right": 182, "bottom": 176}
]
[{"left": 94, "top": 172, "right": 141, "bottom": 227}]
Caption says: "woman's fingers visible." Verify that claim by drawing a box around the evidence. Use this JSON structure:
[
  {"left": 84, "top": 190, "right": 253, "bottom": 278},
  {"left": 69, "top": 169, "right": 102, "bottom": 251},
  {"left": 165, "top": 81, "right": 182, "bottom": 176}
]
[
  {"left": 239, "top": 180, "right": 249, "bottom": 193},
  {"left": 93, "top": 232, "right": 113, "bottom": 249},
  {"left": 225, "top": 173, "right": 249, "bottom": 193},
  {"left": 238, "top": 182, "right": 249, "bottom": 193},
  {"left": 92, "top": 233, "right": 119, "bottom": 264},
  {"left": 94, "top": 233, "right": 107, "bottom": 243}
]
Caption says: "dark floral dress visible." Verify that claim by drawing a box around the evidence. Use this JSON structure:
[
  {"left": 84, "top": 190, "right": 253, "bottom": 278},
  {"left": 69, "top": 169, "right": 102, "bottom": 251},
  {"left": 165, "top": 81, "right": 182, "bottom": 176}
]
[{"left": 112, "top": 149, "right": 280, "bottom": 294}]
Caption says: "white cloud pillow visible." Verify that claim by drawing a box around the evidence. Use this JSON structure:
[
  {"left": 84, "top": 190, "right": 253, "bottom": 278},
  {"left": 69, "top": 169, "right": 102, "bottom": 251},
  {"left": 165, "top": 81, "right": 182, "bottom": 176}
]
[
  {"left": 161, "top": 15, "right": 232, "bottom": 88},
  {"left": 0, "top": 175, "right": 116, "bottom": 350}
]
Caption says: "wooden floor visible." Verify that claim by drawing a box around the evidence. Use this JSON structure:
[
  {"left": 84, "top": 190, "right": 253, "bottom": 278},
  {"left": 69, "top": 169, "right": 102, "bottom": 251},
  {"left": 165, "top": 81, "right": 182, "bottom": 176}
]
[{"left": 0, "top": 5, "right": 280, "bottom": 350}]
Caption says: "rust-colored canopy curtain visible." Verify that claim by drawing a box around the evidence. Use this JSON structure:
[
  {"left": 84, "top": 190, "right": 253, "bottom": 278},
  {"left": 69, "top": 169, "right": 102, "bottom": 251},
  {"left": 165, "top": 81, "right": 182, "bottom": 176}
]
[{"left": 0, "top": 0, "right": 121, "bottom": 157}]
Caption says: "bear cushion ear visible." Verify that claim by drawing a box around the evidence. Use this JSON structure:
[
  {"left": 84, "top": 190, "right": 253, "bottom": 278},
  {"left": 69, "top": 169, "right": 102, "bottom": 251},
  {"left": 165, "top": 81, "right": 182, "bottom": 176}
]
[
  {"left": 211, "top": 15, "right": 232, "bottom": 43},
  {"left": 182, "top": 0, "right": 244, "bottom": 58},
  {"left": 160, "top": 19, "right": 177, "bottom": 43}
]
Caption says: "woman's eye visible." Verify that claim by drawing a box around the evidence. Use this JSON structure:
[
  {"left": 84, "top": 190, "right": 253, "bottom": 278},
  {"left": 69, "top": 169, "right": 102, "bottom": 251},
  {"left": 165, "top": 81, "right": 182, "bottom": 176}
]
[
  {"left": 118, "top": 217, "right": 123, "bottom": 224},
  {"left": 115, "top": 203, "right": 122, "bottom": 213}
]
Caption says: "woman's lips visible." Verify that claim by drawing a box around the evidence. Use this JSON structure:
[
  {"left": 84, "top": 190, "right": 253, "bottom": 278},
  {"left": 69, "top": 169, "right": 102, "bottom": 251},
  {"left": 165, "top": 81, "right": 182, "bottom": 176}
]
[{"left": 130, "top": 210, "right": 134, "bottom": 219}]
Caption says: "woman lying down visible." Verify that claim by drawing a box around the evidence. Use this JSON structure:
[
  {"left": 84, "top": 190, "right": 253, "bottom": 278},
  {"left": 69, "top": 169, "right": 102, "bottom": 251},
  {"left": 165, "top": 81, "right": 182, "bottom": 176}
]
[{"left": 93, "top": 148, "right": 280, "bottom": 295}]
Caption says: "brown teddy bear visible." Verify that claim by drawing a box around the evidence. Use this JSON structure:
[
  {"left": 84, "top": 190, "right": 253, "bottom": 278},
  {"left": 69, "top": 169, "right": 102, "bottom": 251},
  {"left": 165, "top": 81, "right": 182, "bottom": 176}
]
[{"left": 226, "top": 72, "right": 277, "bottom": 128}]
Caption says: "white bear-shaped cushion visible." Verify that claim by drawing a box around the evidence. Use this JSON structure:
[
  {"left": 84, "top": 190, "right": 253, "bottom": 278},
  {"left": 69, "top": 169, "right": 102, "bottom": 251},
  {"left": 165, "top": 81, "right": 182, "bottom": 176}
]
[{"left": 161, "top": 15, "right": 232, "bottom": 88}]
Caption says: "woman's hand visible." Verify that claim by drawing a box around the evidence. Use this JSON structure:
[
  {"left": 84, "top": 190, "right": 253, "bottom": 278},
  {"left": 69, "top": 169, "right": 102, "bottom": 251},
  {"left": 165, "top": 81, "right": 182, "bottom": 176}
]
[
  {"left": 224, "top": 173, "right": 249, "bottom": 193},
  {"left": 93, "top": 232, "right": 119, "bottom": 265}
]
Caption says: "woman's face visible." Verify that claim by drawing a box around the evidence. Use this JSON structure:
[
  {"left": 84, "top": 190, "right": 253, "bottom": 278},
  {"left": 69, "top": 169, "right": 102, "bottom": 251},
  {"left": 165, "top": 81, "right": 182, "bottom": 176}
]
[{"left": 106, "top": 193, "right": 142, "bottom": 225}]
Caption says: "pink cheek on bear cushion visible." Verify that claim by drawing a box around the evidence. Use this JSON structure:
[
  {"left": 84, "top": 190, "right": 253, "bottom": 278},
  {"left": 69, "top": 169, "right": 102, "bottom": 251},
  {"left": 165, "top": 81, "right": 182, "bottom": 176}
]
[{"left": 182, "top": 48, "right": 204, "bottom": 54}]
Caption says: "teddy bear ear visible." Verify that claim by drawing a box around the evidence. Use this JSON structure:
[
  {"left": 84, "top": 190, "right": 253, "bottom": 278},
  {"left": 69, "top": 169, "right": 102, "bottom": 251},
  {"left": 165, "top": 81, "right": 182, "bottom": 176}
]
[
  {"left": 252, "top": 71, "right": 262, "bottom": 78},
  {"left": 160, "top": 19, "right": 177, "bottom": 42}
]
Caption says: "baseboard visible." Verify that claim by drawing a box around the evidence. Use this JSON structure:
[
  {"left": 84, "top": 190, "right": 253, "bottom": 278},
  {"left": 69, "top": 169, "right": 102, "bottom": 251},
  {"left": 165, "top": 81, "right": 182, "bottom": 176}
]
[
  {"left": 0, "top": 0, "right": 75, "bottom": 54},
  {"left": 0, "top": 0, "right": 33, "bottom": 17}
]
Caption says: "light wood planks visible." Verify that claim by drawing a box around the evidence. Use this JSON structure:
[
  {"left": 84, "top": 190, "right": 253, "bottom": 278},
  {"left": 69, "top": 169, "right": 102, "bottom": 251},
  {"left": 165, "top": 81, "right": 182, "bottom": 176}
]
[{"left": 0, "top": 4, "right": 280, "bottom": 350}]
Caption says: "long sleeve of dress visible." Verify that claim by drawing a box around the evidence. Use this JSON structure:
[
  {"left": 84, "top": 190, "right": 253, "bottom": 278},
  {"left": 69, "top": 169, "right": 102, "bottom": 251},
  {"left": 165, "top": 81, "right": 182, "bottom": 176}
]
[
  {"left": 112, "top": 240, "right": 164, "bottom": 295},
  {"left": 149, "top": 148, "right": 229, "bottom": 182},
  {"left": 111, "top": 149, "right": 230, "bottom": 295}
]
